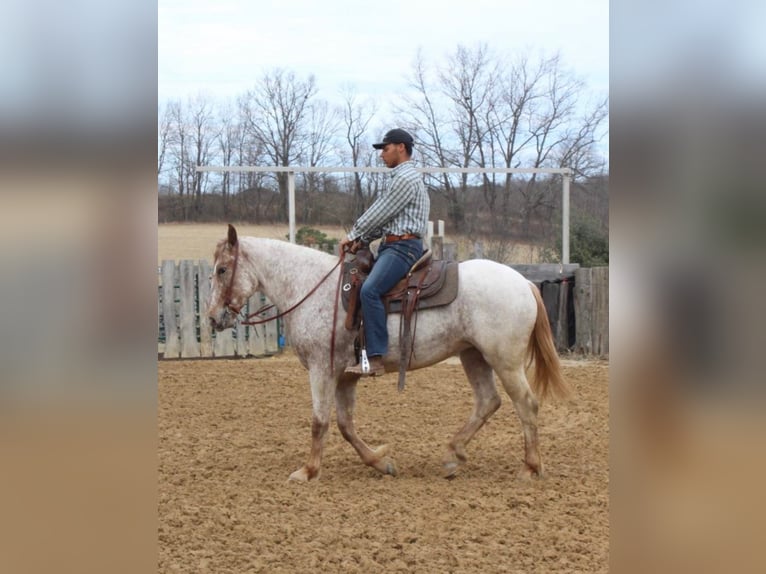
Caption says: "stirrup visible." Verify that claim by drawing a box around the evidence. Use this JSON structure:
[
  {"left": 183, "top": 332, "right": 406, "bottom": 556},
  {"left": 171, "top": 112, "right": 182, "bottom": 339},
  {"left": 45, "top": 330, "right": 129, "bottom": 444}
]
[{"left": 344, "top": 350, "right": 385, "bottom": 376}]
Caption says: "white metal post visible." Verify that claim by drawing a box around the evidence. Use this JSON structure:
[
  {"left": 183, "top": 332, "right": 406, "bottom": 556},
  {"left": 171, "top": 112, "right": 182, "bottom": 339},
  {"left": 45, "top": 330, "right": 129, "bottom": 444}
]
[
  {"left": 288, "top": 171, "right": 296, "bottom": 244},
  {"left": 562, "top": 173, "right": 571, "bottom": 264}
]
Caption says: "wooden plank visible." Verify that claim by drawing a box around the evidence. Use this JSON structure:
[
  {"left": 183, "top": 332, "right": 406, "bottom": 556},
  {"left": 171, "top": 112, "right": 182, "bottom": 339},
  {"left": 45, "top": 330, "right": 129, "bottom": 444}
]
[
  {"left": 235, "top": 308, "right": 248, "bottom": 356},
  {"left": 263, "top": 304, "right": 280, "bottom": 354},
  {"left": 556, "top": 278, "right": 572, "bottom": 350},
  {"left": 591, "top": 267, "right": 609, "bottom": 356},
  {"left": 157, "top": 286, "right": 164, "bottom": 355},
  {"left": 246, "top": 293, "right": 267, "bottom": 357},
  {"left": 197, "top": 260, "right": 214, "bottom": 357},
  {"left": 574, "top": 268, "right": 593, "bottom": 355},
  {"left": 541, "top": 282, "right": 560, "bottom": 339},
  {"left": 178, "top": 260, "right": 200, "bottom": 358},
  {"left": 443, "top": 242, "right": 457, "bottom": 261},
  {"left": 161, "top": 260, "right": 180, "bottom": 358}
]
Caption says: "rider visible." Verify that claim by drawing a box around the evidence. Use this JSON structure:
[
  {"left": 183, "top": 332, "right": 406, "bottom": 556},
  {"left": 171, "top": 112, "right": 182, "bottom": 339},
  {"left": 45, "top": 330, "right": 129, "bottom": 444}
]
[{"left": 340, "top": 128, "right": 430, "bottom": 376}]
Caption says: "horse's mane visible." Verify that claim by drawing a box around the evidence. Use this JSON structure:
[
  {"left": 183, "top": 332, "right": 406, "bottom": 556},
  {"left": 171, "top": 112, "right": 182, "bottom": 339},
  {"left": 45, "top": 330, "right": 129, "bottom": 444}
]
[{"left": 215, "top": 236, "right": 337, "bottom": 267}]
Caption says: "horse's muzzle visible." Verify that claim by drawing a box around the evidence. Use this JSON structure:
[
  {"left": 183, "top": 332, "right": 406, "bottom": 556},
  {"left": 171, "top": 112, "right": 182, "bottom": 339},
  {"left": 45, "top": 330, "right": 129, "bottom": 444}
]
[{"left": 209, "top": 308, "right": 236, "bottom": 331}]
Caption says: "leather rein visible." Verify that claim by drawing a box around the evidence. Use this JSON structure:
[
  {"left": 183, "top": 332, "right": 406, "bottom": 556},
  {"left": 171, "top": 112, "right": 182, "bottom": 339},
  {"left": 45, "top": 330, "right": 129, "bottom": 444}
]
[{"left": 222, "top": 243, "right": 347, "bottom": 371}]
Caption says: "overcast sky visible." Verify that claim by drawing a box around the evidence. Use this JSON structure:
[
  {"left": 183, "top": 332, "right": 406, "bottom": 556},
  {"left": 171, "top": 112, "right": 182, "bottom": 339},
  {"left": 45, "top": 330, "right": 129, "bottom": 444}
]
[{"left": 159, "top": 0, "right": 609, "bottom": 107}]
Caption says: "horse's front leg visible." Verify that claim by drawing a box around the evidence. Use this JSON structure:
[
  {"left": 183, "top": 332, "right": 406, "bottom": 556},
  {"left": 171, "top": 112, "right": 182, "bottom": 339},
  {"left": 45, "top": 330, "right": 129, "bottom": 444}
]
[
  {"left": 288, "top": 368, "right": 335, "bottom": 482},
  {"left": 335, "top": 374, "right": 398, "bottom": 477}
]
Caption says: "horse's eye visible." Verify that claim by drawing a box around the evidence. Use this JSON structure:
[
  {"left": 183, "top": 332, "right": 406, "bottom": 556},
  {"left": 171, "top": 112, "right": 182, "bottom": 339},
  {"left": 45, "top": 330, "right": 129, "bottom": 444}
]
[{"left": 217, "top": 266, "right": 226, "bottom": 275}]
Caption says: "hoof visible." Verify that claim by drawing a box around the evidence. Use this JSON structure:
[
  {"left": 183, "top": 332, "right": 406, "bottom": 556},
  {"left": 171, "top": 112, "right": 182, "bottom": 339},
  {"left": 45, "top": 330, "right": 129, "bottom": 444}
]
[
  {"left": 442, "top": 447, "right": 465, "bottom": 479},
  {"left": 287, "top": 466, "right": 318, "bottom": 483},
  {"left": 517, "top": 462, "right": 543, "bottom": 481},
  {"left": 443, "top": 461, "right": 459, "bottom": 479},
  {"left": 369, "top": 445, "right": 397, "bottom": 476}
]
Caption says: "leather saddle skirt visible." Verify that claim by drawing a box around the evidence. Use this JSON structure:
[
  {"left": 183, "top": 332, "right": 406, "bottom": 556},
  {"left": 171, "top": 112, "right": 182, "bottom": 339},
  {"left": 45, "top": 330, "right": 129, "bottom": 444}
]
[{"left": 340, "top": 250, "right": 459, "bottom": 330}]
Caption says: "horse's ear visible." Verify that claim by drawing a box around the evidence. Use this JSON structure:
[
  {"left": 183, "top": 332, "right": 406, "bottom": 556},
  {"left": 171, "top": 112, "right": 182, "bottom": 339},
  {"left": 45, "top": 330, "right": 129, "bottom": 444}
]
[{"left": 227, "top": 224, "right": 238, "bottom": 247}]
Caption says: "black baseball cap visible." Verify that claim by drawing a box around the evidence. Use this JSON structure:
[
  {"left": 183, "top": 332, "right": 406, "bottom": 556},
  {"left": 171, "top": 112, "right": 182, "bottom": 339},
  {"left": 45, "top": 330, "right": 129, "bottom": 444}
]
[{"left": 372, "top": 128, "right": 414, "bottom": 149}]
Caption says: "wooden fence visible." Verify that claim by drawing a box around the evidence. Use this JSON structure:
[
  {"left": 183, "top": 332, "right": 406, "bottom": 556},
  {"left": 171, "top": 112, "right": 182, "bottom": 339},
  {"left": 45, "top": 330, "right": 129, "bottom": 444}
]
[
  {"left": 507, "top": 264, "right": 608, "bottom": 357},
  {"left": 158, "top": 260, "right": 281, "bottom": 359},
  {"left": 158, "top": 258, "right": 608, "bottom": 359},
  {"left": 572, "top": 267, "right": 609, "bottom": 356}
]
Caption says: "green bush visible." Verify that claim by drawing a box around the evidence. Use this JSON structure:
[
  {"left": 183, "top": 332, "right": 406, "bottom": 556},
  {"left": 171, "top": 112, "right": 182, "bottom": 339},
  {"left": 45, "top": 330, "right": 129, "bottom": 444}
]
[
  {"left": 551, "top": 215, "right": 608, "bottom": 267},
  {"left": 292, "top": 226, "right": 338, "bottom": 254}
]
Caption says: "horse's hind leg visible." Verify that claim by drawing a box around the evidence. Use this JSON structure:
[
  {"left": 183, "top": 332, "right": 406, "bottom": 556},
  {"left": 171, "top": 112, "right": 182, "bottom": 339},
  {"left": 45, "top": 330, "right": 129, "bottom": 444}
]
[
  {"left": 443, "top": 348, "right": 502, "bottom": 478},
  {"left": 335, "top": 375, "right": 398, "bottom": 477},
  {"left": 496, "top": 365, "right": 543, "bottom": 479}
]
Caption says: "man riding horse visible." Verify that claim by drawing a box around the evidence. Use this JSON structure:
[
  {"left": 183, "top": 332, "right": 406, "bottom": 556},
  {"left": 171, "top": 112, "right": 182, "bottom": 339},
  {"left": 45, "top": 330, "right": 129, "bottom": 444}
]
[{"left": 340, "top": 128, "right": 430, "bottom": 377}]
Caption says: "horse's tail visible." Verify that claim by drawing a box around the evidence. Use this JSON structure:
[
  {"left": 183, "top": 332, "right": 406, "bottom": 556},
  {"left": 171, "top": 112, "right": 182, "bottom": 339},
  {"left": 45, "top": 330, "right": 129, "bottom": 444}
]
[{"left": 526, "top": 282, "right": 572, "bottom": 403}]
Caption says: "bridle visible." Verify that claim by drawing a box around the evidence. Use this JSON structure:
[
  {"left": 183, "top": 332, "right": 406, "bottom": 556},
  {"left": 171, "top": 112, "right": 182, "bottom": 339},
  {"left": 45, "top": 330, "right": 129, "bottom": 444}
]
[{"left": 219, "top": 242, "right": 347, "bottom": 371}]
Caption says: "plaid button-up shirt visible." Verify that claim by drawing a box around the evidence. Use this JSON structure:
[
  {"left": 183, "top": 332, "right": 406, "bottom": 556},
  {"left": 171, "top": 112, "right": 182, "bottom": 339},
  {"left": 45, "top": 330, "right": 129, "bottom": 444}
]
[{"left": 348, "top": 160, "right": 430, "bottom": 242}]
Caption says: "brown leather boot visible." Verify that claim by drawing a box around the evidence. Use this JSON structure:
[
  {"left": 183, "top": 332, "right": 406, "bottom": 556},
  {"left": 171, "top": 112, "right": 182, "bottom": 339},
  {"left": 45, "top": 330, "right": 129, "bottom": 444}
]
[{"left": 344, "top": 355, "right": 385, "bottom": 377}]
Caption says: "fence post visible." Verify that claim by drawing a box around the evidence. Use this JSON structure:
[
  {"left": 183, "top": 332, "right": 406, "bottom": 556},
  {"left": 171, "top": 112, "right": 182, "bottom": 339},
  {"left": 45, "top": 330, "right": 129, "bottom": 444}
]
[
  {"left": 235, "top": 309, "right": 248, "bottom": 356},
  {"left": 573, "top": 267, "right": 608, "bottom": 357},
  {"left": 161, "top": 260, "right": 180, "bottom": 358},
  {"left": 179, "top": 260, "right": 201, "bottom": 358},
  {"left": 246, "top": 294, "right": 267, "bottom": 357},
  {"left": 556, "top": 278, "right": 572, "bottom": 350},
  {"left": 562, "top": 173, "right": 571, "bottom": 264},
  {"left": 591, "top": 267, "right": 609, "bottom": 356},
  {"left": 264, "top": 306, "right": 279, "bottom": 354},
  {"left": 426, "top": 220, "right": 434, "bottom": 249},
  {"left": 574, "top": 268, "right": 593, "bottom": 355},
  {"left": 197, "top": 260, "right": 214, "bottom": 357},
  {"left": 288, "top": 171, "right": 296, "bottom": 243},
  {"left": 431, "top": 236, "right": 444, "bottom": 259}
]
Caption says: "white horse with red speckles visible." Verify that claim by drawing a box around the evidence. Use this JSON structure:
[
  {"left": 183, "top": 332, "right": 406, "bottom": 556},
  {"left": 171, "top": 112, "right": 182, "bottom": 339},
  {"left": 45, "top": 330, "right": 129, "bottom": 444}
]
[{"left": 207, "top": 225, "right": 570, "bottom": 482}]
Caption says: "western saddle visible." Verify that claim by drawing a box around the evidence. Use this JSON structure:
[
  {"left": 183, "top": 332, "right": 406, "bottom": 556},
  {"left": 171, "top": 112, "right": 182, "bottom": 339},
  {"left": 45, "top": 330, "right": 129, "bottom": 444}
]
[{"left": 340, "top": 246, "right": 459, "bottom": 391}]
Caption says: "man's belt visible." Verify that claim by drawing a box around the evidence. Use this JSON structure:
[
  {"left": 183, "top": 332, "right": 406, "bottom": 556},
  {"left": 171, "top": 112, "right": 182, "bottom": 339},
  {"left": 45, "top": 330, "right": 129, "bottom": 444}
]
[{"left": 384, "top": 233, "right": 421, "bottom": 243}]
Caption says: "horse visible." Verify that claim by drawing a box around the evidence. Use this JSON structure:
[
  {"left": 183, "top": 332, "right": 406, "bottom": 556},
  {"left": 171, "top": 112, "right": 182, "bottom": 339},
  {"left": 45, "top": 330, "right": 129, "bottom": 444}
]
[{"left": 207, "top": 224, "right": 570, "bottom": 482}]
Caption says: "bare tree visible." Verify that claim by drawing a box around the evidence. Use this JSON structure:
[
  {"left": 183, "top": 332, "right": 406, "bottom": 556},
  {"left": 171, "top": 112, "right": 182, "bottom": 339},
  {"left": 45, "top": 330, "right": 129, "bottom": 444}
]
[
  {"left": 164, "top": 100, "right": 192, "bottom": 219},
  {"left": 158, "top": 46, "right": 608, "bottom": 231},
  {"left": 554, "top": 95, "right": 608, "bottom": 178},
  {"left": 187, "top": 94, "right": 219, "bottom": 215},
  {"left": 299, "top": 98, "right": 338, "bottom": 222},
  {"left": 483, "top": 53, "right": 608, "bottom": 236},
  {"left": 339, "top": 85, "right": 377, "bottom": 216},
  {"left": 489, "top": 53, "right": 547, "bottom": 224},
  {"left": 398, "top": 45, "right": 504, "bottom": 232},
  {"left": 438, "top": 44, "right": 499, "bottom": 232},
  {"left": 216, "top": 102, "right": 240, "bottom": 217},
  {"left": 400, "top": 49, "right": 467, "bottom": 230},
  {"left": 158, "top": 103, "right": 172, "bottom": 177},
  {"left": 240, "top": 68, "right": 318, "bottom": 219}
]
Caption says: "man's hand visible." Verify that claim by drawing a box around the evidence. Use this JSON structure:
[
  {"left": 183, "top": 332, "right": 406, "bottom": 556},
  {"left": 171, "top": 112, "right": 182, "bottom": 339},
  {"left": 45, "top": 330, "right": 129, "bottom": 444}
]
[{"left": 340, "top": 237, "right": 360, "bottom": 254}]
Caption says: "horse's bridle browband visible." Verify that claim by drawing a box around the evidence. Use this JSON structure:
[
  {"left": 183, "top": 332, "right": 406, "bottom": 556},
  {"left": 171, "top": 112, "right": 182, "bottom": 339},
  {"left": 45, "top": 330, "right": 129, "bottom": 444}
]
[{"left": 221, "top": 242, "right": 347, "bottom": 371}]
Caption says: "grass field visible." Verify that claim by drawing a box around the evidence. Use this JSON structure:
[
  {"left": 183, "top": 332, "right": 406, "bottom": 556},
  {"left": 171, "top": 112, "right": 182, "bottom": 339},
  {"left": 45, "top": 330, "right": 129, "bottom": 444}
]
[{"left": 157, "top": 222, "right": 543, "bottom": 265}]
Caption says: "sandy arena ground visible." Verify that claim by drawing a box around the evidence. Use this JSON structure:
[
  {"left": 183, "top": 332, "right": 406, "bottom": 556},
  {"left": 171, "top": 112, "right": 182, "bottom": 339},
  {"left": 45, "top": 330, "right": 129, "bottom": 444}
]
[{"left": 158, "top": 352, "right": 608, "bottom": 573}]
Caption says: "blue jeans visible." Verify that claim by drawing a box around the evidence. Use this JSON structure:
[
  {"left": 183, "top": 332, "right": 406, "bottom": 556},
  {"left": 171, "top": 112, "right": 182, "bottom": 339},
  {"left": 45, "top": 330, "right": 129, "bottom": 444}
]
[{"left": 360, "top": 239, "right": 424, "bottom": 357}]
